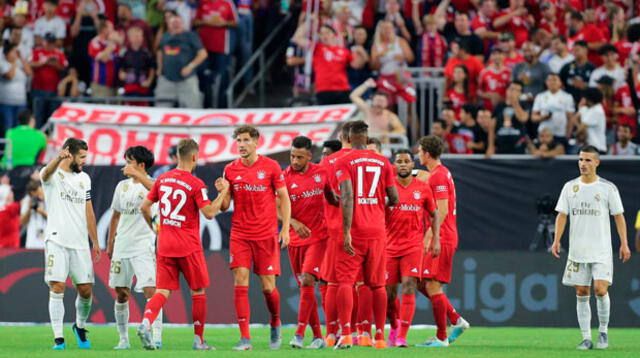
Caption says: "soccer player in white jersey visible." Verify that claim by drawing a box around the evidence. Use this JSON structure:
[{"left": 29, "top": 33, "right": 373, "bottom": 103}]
[
  {"left": 551, "top": 145, "right": 631, "bottom": 350},
  {"left": 107, "top": 146, "right": 162, "bottom": 350},
  {"left": 40, "top": 138, "right": 100, "bottom": 350}
]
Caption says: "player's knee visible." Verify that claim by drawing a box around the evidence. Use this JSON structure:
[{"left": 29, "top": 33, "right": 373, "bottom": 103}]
[
  {"left": 49, "top": 282, "right": 65, "bottom": 294},
  {"left": 594, "top": 287, "right": 608, "bottom": 297},
  {"left": 76, "top": 284, "right": 93, "bottom": 299},
  {"left": 300, "top": 273, "right": 316, "bottom": 287},
  {"left": 115, "top": 289, "right": 130, "bottom": 303},
  {"left": 143, "top": 287, "right": 156, "bottom": 299},
  {"left": 575, "top": 286, "right": 590, "bottom": 296},
  {"left": 401, "top": 284, "right": 417, "bottom": 295}
]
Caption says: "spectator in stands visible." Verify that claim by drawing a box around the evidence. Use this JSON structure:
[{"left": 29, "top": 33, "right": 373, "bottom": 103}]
[
  {"left": 478, "top": 48, "right": 511, "bottom": 112},
  {"left": 613, "top": 79, "right": 639, "bottom": 137},
  {"left": 155, "top": 15, "right": 208, "bottom": 108},
  {"left": 527, "top": 127, "right": 565, "bottom": 158},
  {"left": 153, "top": 145, "right": 178, "bottom": 178},
  {"left": 383, "top": 0, "right": 411, "bottom": 41},
  {"left": 430, "top": 119, "right": 447, "bottom": 142},
  {"left": 512, "top": 42, "right": 551, "bottom": 104},
  {"left": 20, "top": 179, "right": 47, "bottom": 249},
  {"left": 492, "top": 0, "right": 532, "bottom": 49},
  {"left": 331, "top": 4, "right": 355, "bottom": 47},
  {"left": 88, "top": 19, "right": 122, "bottom": 97},
  {"left": 347, "top": 26, "right": 372, "bottom": 89},
  {"left": 233, "top": 0, "right": 254, "bottom": 91},
  {"left": 539, "top": 1, "right": 565, "bottom": 37},
  {"left": 119, "top": 27, "right": 155, "bottom": 102},
  {"left": 546, "top": 36, "right": 574, "bottom": 74},
  {"left": 609, "top": 124, "right": 638, "bottom": 155},
  {"left": 486, "top": 81, "right": 529, "bottom": 156},
  {"left": 57, "top": 67, "right": 84, "bottom": 97},
  {"left": 120, "top": 0, "right": 146, "bottom": 20},
  {"left": 5, "top": 22, "right": 34, "bottom": 63},
  {"left": 444, "top": 38, "right": 484, "bottom": 100},
  {"left": 1, "top": 110, "right": 47, "bottom": 169},
  {"left": 116, "top": 3, "right": 153, "bottom": 50},
  {"left": 322, "top": 140, "right": 342, "bottom": 158},
  {"left": 367, "top": 137, "right": 382, "bottom": 154},
  {"left": 164, "top": 0, "right": 193, "bottom": 30},
  {"left": 445, "top": 65, "right": 471, "bottom": 120},
  {"left": 33, "top": 0, "right": 66, "bottom": 48},
  {"left": 153, "top": 10, "right": 178, "bottom": 53},
  {"left": 350, "top": 78, "right": 406, "bottom": 143},
  {"left": 471, "top": 0, "right": 499, "bottom": 56},
  {"left": 441, "top": 107, "right": 459, "bottom": 133},
  {"left": 589, "top": 45, "right": 625, "bottom": 90},
  {"left": 0, "top": 177, "right": 20, "bottom": 248},
  {"left": 446, "top": 12, "right": 484, "bottom": 60},
  {"left": 286, "top": 22, "right": 308, "bottom": 97},
  {"left": 0, "top": 42, "right": 32, "bottom": 132},
  {"left": 576, "top": 87, "right": 607, "bottom": 153},
  {"left": 567, "top": 11, "right": 606, "bottom": 67},
  {"left": 594, "top": 75, "right": 617, "bottom": 144},
  {"left": 531, "top": 27, "right": 553, "bottom": 63},
  {"left": 31, "top": 33, "right": 68, "bottom": 125},
  {"left": 194, "top": 0, "right": 237, "bottom": 108},
  {"left": 413, "top": 14, "right": 447, "bottom": 69},
  {"left": 532, "top": 73, "right": 575, "bottom": 145},
  {"left": 457, "top": 103, "right": 487, "bottom": 154},
  {"left": 371, "top": 20, "right": 414, "bottom": 105},
  {"left": 499, "top": 32, "right": 524, "bottom": 70},
  {"left": 69, "top": 0, "right": 100, "bottom": 87},
  {"left": 146, "top": 0, "right": 165, "bottom": 31},
  {"left": 559, "top": 40, "right": 594, "bottom": 104}
]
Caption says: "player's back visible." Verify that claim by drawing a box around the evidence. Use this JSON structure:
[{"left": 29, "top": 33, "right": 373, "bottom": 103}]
[
  {"left": 428, "top": 164, "right": 458, "bottom": 248},
  {"left": 151, "top": 169, "right": 209, "bottom": 257},
  {"left": 320, "top": 148, "right": 351, "bottom": 238}
]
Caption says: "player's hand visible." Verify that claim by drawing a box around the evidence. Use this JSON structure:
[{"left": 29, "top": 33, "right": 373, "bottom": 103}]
[
  {"left": 430, "top": 238, "right": 441, "bottom": 258},
  {"left": 279, "top": 230, "right": 290, "bottom": 248},
  {"left": 365, "top": 78, "right": 377, "bottom": 88},
  {"left": 291, "top": 220, "right": 311, "bottom": 239},
  {"left": 121, "top": 164, "right": 138, "bottom": 179},
  {"left": 550, "top": 241, "right": 561, "bottom": 258},
  {"left": 215, "top": 178, "right": 230, "bottom": 193},
  {"left": 92, "top": 244, "right": 101, "bottom": 263},
  {"left": 106, "top": 242, "right": 114, "bottom": 260},
  {"left": 619, "top": 245, "right": 631, "bottom": 263},
  {"left": 57, "top": 148, "right": 71, "bottom": 161},
  {"left": 344, "top": 233, "right": 355, "bottom": 255}
]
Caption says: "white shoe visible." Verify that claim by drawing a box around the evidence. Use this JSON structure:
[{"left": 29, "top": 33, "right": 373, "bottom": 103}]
[
  {"left": 448, "top": 317, "right": 470, "bottom": 343},
  {"left": 113, "top": 339, "right": 130, "bottom": 350}
]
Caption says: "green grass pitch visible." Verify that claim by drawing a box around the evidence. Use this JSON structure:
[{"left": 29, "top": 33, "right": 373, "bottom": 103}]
[{"left": 0, "top": 326, "right": 638, "bottom": 358}]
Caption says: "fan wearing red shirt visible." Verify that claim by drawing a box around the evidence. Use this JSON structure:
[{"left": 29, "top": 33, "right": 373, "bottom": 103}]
[
  {"left": 384, "top": 150, "right": 439, "bottom": 348},
  {"left": 334, "top": 120, "right": 399, "bottom": 350},
  {"left": 471, "top": 0, "right": 499, "bottom": 56},
  {"left": 415, "top": 135, "right": 470, "bottom": 348},
  {"left": 31, "top": 33, "right": 68, "bottom": 124},
  {"left": 138, "top": 138, "right": 229, "bottom": 351},
  {"left": 478, "top": 48, "right": 511, "bottom": 111},
  {"left": 567, "top": 11, "right": 606, "bottom": 67},
  {"left": 219, "top": 125, "right": 291, "bottom": 351},
  {"left": 493, "top": 0, "right": 532, "bottom": 49},
  {"left": 614, "top": 83, "right": 639, "bottom": 136},
  {"left": 0, "top": 184, "right": 20, "bottom": 248},
  {"left": 284, "top": 136, "right": 338, "bottom": 349},
  {"left": 443, "top": 39, "right": 484, "bottom": 100}
]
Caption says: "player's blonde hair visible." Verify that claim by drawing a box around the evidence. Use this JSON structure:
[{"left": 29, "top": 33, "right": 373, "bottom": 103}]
[{"left": 177, "top": 138, "right": 199, "bottom": 160}]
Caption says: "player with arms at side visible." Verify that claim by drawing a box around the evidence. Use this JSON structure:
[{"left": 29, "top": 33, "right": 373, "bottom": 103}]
[
  {"left": 218, "top": 125, "right": 291, "bottom": 351},
  {"left": 551, "top": 145, "right": 631, "bottom": 350},
  {"left": 107, "top": 146, "right": 162, "bottom": 350},
  {"left": 417, "top": 135, "right": 470, "bottom": 348},
  {"left": 335, "top": 120, "right": 399, "bottom": 349},
  {"left": 41, "top": 138, "right": 100, "bottom": 350},
  {"left": 385, "top": 149, "right": 440, "bottom": 348},
  {"left": 137, "top": 139, "right": 229, "bottom": 350},
  {"left": 285, "top": 136, "right": 339, "bottom": 349}
]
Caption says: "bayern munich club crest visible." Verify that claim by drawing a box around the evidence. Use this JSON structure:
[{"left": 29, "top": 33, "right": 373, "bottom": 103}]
[
  {"left": 313, "top": 174, "right": 322, "bottom": 183},
  {"left": 413, "top": 191, "right": 421, "bottom": 200},
  {"left": 257, "top": 170, "right": 266, "bottom": 180}
]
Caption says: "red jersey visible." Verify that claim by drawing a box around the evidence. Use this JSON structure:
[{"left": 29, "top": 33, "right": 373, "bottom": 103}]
[
  {"left": 385, "top": 178, "right": 436, "bottom": 257},
  {"left": 614, "top": 84, "right": 639, "bottom": 136},
  {"left": 539, "top": 17, "right": 566, "bottom": 37},
  {"left": 444, "top": 56, "right": 484, "bottom": 99},
  {"left": 495, "top": 9, "right": 529, "bottom": 48},
  {"left": 569, "top": 24, "right": 606, "bottom": 67},
  {"left": 0, "top": 203, "right": 20, "bottom": 248},
  {"left": 313, "top": 43, "right": 352, "bottom": 92},
  {"left": 320, "top": 148, "right": 351, "bottom": 239},
  {"left": 335, "top": 149, "right": 395, "bottom": 240},
  {"left": 419, "top": 32, "right": 447, "bottom": 68},
  {"left": 284, "top": 163, "right": 330, "bottom": 247},
  {"left": 445, "top": 133, "right": 472, "bottom": 154},
  {"left": 88, "top": 36, "right": 120, "bottom": 87},
  {"left": 32, "top": 47, "right": 68, "bottom": 91},
  {"left": 428, "top": 164, "right": 458, "bottom": 248},
  {"left": 614, "top": 41, "right": 633, "bottom": 67},
  {"left": 471, "top": 12, "right": 496, "bottom": 54},
  {"left": 479, "top": 66, "right": 511, "bottom": 111},
  {"left": 196, "top": 0, "right": 238, "bottom": 54},
  {"left": 147, "top": 169, "right": 211, "bottom": 257},
  {"left": 224, "top": 155, "right": 286, "bottom": 241},
  {"left": 503, "top": 52, "right": 524, "bottom": 70},
  {"left": 446, "top": 88, "right": 468, "bottom": 120}
]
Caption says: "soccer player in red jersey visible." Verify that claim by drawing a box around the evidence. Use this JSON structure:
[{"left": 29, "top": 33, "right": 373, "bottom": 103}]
[
  {"left": 284, "top": 136, "right": 338, "bottom": 349},
  {"left": 334, "top": 120, "right": 399, "bottom": 350},
  {"left": 416, "top": 135, "right": 470, "bottom": 348},
  {"left": 385, "top": 149, "right": 440, "bottom": 348},
  {"left": 137, "top": 139, "right": 229, "bottom": 350},
  {"left": 219, "top": 125, "right": 291, "bottom": 351}
]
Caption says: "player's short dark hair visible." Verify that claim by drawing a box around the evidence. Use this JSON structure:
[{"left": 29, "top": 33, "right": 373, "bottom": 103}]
[
  {"left": 26, "top": 179, "right": 41, "bottom": 193},
  {"left": 2, "top": 41, "right": 17, "bottom": 57},
  {"left": 509, "top": 80, "right": 524, "bottom": 90},
  {"left": 340, "top": 121, "right": 355, "bottom": 140},
  {"left": 323, "top": 140, "right": 342, "bottom": 153},
  {"left": 457, "top": 37, "right": 471, "bottom": 54},
  {"left": 177, "top": 138, "right": 199, "bottom": 160},
  {"left": 394, "top": 148, "right": 413, "bottom": 160},
  {"left": 573, "top": 40, "right": 588, "bottom": 49},
  {"left": 583, "top": 87, "right": 603, "bottom": 104},
  {"left": 292, "top": 136, "right": 312, "bottom": 150},
  {"left": 461, "top": 103, "right": 479, "bottom": 119},
  {"left": 233, "top": 125, "right": 260, "bottom": 139},
  {"left": 433, "top": 119, "right": 447, "bottom": 129},
  {"left": 62, "top": 138, "right": 88, "bottom": 155},
  {"left": 367, "top": 137, "right": 382, "bottom": 152},
  {"left": 455, "top": 11, "right": 470, "bottom": 20},
  {"left": 580, "top": 145, "right": 600, "bottom": 156},
  {"left": 419, "top": 135, "right": 444, "bottom": 159},
  {"left": 569, "top": 11, "right": 583, "bottom": 22},
  {"left": 17, "top": 109, "right": 32, "bottom": 126},
  {"left": 349, "top": 120, "right": 369, "bottom": 136},
  {"left": 124, "top": 146, "right": 155, "bottom": 170}
]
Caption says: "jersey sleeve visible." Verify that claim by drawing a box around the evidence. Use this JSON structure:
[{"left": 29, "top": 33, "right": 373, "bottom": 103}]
[
  {"left": 88, "top": 38, "right": 101, "bottom": 58},
  {"left": 335, "top": 159, "right": 351, "bottom": 184},
  {"left": 193, "top": 179, "right": 212, "bottom": 209},
  {"left": 40, "top": 167, "right": 52, "bottom": 186},
  {"left": 271, "top": 162, "right": 286, "bottom": 190},
  {"left": 607, "top": 184, "right": 624, "bottom": 216},
  {"left": 423, "top": 184, "right": 437, "bottom": 212},
  {"left": 111, "top": 182, "right": 123, "bottom": 212},
  {"left": 85, "top": 175, "right": 92, "bottom": 201},
  {"left": 555, "top": 183, "right": 570, "bottom": 214},
  {"left": 429, "top": 171, "right": 449, "bottom": 201}
]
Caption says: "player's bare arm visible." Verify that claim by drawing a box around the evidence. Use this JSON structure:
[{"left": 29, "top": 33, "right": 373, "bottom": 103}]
[
  {"left": 41, "top": 148, "right": 71, "bottom": 182},
  {"left": 277, "top": 196, "right": 311, "bottom": 238},
  {"left": 339, "top": 180, "right": 355, "bottom": 255},
  {"left": 215, "top": 178, "right": 231, "bottom": 212},
  {"left": 86, "top": 200, "right": 101, "bottom": 263},
  {"left": 614, "top": 214, "right": 631, "bottom": 262},
  {"left": 107, "top": 210, "right": 121, "bottom": 259},
  {"left": 425, "top": 209, "right": 441, "bottom": 258},
  {"left": 276, "top": 186, "right": 291, "bottom": 248},
  {"left": 200, "top": 180, "right": 230, "bottom": 220},
  {"left": 122, "top": 164, "right": 154, "bottom": 191},
  {"left": 140, "top": 198, "right": 155, "bottom": 231},
  {"left": 551, "top": 212, "right": 568, "bottom": 258},
  {"left": 323, "top": 184, "right": 340, "bottom": 207},
  {"left": 386, "top": 186, "right": 399, "bottom": 206},
  {"left": 436, "top": 198, "right": 448, "bottom": 225}
]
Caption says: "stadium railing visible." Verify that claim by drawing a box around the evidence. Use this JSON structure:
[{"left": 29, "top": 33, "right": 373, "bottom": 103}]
[{"left": 398, "top": 67, "right": 445, "bottom": 143}]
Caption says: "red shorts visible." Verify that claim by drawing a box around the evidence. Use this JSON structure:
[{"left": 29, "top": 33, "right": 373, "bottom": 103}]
[
  {"left": 156, "top": 250, "right": 210, "bottom": 291},
  {"left": 335, "top": 238, "right": 386, "bottom": 287},
  {"left": 386, "top": 249, "right": 423, "bottom": 285},
  {"left": 421, "top": 244, "right": 455, "bottom": 284},
  {"left": 230, "top": 236, "right": 281, "bottom": 275},
  {"left": 288, "top": 240, "right": 327, "bottom": 283},
  {"left": 320, "top": 235, "right": 341, "bottom": 283}
]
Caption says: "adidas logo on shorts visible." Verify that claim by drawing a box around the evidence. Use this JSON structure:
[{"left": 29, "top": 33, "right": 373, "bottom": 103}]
[
  {"left": 411, "top": 268, "right": 418, "bottom": 273},
  {"left": 235, "top": 176, "right": 242, "bottom": 180},
  {"left": 423, "top": 269, "right": 430, "bottom": 274},
  {"left": 291, "top": 183, "right": 298, "bottom": 189},
  {"left": 267, "top": 265, "right": 274, "bottom": 271},
  {"left": 314, "top": 267, "right": 319, "bottom": 272}
]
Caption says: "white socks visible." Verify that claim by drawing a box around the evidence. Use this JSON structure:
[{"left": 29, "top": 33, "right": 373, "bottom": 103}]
[
  {"left": 49, "top": 292, "right": 65, "bottom": 339},
  {"left": 75, "top": 295, "right": 92, "bottom": 329},
  {"left": 576, "top": 295, "right": 591, "bottom": 340},
  {"left": 114, "top": 301, "right": 129, "bottom": 341},
  {"left": 152, "top": 307, "right": 163, "bottom": 343},
  {"left": 596, "top": 293, "right": 610, "bottom": 334}
]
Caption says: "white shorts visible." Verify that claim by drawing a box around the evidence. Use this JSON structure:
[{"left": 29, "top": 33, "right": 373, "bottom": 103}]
[
  {"left": 108, "top": 252, "right": 156, "bottom": 293},
  {"left": 44, "top": 240, "right": 94, "bottom": 286},
  {"left": 562, "top": 259, "right": 613, "bottom": 287}
]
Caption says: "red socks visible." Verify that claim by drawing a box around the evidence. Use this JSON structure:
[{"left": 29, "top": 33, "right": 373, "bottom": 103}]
[
  {"left": 295, "top": 286, "right": 315, "bottom": 336},
  {"left": 398, "top": 294, "right": 415, "bottom": 339},
  {"left": 319, "top": 284, "right": 328, "bottom": 312},
  {"left": 309, "top": 296, "right": 323, "bottom": 338},
  {"left": 142, "top": 293, "right": 166, "bottom": 325},
  {"left": 192, "top": 294, "right": 206, "bottom": 342},
  {"left": 263, "top": 289, "right": 281, "bottom": 327},
  {"left": 430, "top": 293, "right": 448, "bottom": 341},
  {"left": 336, "top": 283, "right": 353, "bottom": 336},
  {"left": 324, "top": 285, "right": 338, "bottom": 336},
  {"left": 446, "top": 299, "right": 461, "bottom": 325},
  {"left": 371, "top": 286, "right": 387, "bottom": 341},
  {"left": 387, "top": 297, "right": 399, "bottom": 329},
  {"left": 352, "top": 286, "right": 361, "bottom": 335},
  {"left": 234, "top": 286, "right": 251, "bottom": 339},
  {"left": 357, "top": 285, "right": 372, "bottom": 336}
]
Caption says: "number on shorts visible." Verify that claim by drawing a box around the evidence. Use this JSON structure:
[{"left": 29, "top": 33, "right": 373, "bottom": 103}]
[
  {"left": 566, "top": 260, "right": 580, "bottom": 273},
  {"left": 357, "top": 166, "right": 381, "bottom": 198},
  {"left": 110, "top": 261, "right": 121, "bottom": 274},
  {"left": 159, "top": 186, "right": 187, "bottom": 221},
  {"left": 47, "top": 254, "right": 54, "bottom": 267}
]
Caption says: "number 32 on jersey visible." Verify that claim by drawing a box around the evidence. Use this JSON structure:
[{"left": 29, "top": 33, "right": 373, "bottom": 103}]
[{"left": 159, "top": 185, "right": 187, "bottom": 227}]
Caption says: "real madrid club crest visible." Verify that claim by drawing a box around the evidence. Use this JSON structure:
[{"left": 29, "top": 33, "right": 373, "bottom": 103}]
[
  {"left": 594, "top": 193, "right": 600, "bottom": 202},
  {"left": 123, "top": 183, "right": 129, "bottom": 192},
  {"left": 257, "top": 170, "right": 266, "bottom": 180},
  {"left": 413, "top": 191, "right": 421, "bottom": 200},
  {"left": 58, "top": 172, "right": 64, "bottom": 180},
  {"left": 79, "top": 182, "right": 85, "bottom": 189},
  {"left": 138, "top": 192, "right": 144, "bottom": 199},
  {"left": 313, "top": 174, "right": 322, "bottom": 183},
  {"left": 573, "top": 184, "right": 579, "bottom": 193}
]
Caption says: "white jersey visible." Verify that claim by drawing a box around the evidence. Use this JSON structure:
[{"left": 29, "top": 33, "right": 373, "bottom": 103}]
[
  {"left": 40, "top": 168, "right": 91, "bottom": 250},
  {"left": 20, "top": 197, "right": 47, "bottom": 249},
  {"left": 111, "top": 178, "right": 156, "bottom": 260},
  {"left": 533, "top": 89, "right": 575, "bottom": 137},
  {"left": 555, "top": 176, "right": 624, "bottom": 263}
]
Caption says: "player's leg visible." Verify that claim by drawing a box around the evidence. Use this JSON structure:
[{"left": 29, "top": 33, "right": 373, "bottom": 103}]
[
  {"left": 438, "top": 247, "right": 467, "bottom": 343},
  {"left": 142, "top": 287, "right": 163, "bottom": 348},
  {"left": 230, "top": 238, "right": 253, "bottom": 349},
  {"left": 385, "top": 256, "right": 400, "bottom": 347},
  {"left": 334, "top": 242, "right": 363, "bottom": 349},
  {"left": 70, "top": 247, "right": 95, "bottom": 349},
  {"left": 114, "top": 287, "right": 131, "bottom": 349},
  {"left": 324, "top": 282, "right": 339, "bottom": 345},
  {"left": 593, "top": 260, "right": 613, "bottom": 350},
  {"left": 356, "top": 283, "right": 372, "bottom": 345},
  {"left": 365, "top": 239, "right": 389, "bottom": 349},
  {"left": 563, "top": 259, "right": 594, "bottom": 350},
  {"left": 45, "top": 241, "right": 68, "bottom": 349},
  {"left": 397, "top": 276, "right": 417, "bottom": 347},
  {"left": 289, "top": 245, "right": 306, "bottom": 347},
  {"left": 181, "top": 251, "right": 212, "bottom": 350},
  {"left": 139, "top": 255, "right": 175, "bottom": 350},
  {"left": 292, "top": 272, "right": 319, "bottom": 347},
  {"left": 133, "top": 253, "right": 163, "bottom": 348},
  {"left": 255, "top": 237, "right": 282, "bottom": 350}
]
